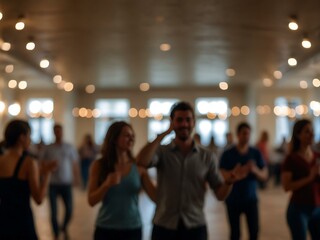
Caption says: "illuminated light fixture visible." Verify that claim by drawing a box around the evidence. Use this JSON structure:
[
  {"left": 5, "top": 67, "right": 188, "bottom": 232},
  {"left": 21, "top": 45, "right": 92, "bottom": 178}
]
[
  {"left": 273, "top": 70, "right": 282, "bottom": 79},
  {"left": 207, "top": 112, "right": 216, "bottom": 119},
  {"left": 160, "top": 43, "right": 171, "bottom": 51},
  {"left": 288, "top": 58, "right": 297, "bottom": 66},
  {"left": 225, "top": 68, "right": 236, "bottom": 77},
  {"left": 40, "top": 58, "right": 50, "bottom": 68},
  {"left": 72, "top": 108, "right": 80, "bottom": 117},
  {"left": 57, "top": 81, "right": 66, "bottom": 89},
  {"left": 85, "top": 84, "right": 95, "bottom": 94},
  {"left": 219, "top": 81, "right": 228, "bottom": 90},
  {"left": 18, "top": 81, "right": 27, "bottom": 89},
  {"left": 312, "top": 78, "right": 320, "bottom": 87},
  {"left": 129, "top": 108, "right": 138, "bottom": 118},
  {"left": 26, "top": 37, "right": 35, "bottom": 50},
  {"left": 240, "top": 105, "right": 250, "bottom": 115},
  {"left": 8, "top": 79, "right": 17, "bottom": 88},
  {"left": 92, "top": 109, "right": 101, "bottom": 118},
  {"left": 138, "top": 109, "right": 147, "bottom": 118},
  {"left": 139, "top": 83, "right": 150, "bottom": 91},
  {"left": 8, "top": 103, "right": 21, "bottom": 116},
  {"left": 231, "top": 106, "right": 240, "bottom": 116},
  {"left": 263, "top": 78, "right": 273, "bottom": 87},
  {"left": 53, "top": 75, "right": 62, "bottom": 84},
  {"left": 5, "top": 64, "right": 14, "bottom": 73},
  {"left": 1, "top": 42, "right": 11, "bottom": 51},
  {"left": 0, "top": 12, "right": 3, "bottom": 20},
  {"left": 299, "top": 80, "right": 308, "bottom": 89},
  {"left": 64, "top": 82, "right": 74, "bottom": 92},
  {"left": 15, "top": 15, "right": 25, "bottom": 30},
  {"left": 79, "top": 108, "right": 88, "bottom": 118},
  {"left": 301, "top": 36, "right": 311, "bottom": 48},
  {"left": 145, "top": 108, "right": 152, "bottom": 118},
  {"left": 288, "top": 15, "right": 298, "bottom": 30},
  {"left": 86, "top": 109, "right": 93, "bottom": 118}
]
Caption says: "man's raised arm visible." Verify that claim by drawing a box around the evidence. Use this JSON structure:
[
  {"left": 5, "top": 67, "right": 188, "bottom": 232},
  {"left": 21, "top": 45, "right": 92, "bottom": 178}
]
[{"left": 136, "top": 125, "right": 173, "bottom": 167}]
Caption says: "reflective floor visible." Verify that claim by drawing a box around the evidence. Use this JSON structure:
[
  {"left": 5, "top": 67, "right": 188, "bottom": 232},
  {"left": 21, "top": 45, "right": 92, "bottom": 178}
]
[{"left": 32, "top": 185, "right": 305, "bottom": 240}]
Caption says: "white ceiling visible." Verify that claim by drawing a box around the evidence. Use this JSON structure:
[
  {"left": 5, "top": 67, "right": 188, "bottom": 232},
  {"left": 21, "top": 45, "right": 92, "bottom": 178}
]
[{"left": 1, "top": 0, "right": 320, "bottom": 90}]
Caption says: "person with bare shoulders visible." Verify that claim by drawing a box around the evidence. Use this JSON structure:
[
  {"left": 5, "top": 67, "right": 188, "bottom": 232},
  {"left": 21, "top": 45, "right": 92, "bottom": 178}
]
[
  {"left": 136, "top": 101, "right": 248, "bottom": 240},
  {"left": 281, "top": 119, "right": 320, "bottom": 240},
  {"left": 0, "top": 119, "right": 56, "bottom": 239},
  {"left": 88, "top": 121, "right": 156, "bottom": 240}
]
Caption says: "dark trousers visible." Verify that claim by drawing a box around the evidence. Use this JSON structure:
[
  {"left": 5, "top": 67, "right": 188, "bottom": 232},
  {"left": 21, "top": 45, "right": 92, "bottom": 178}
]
[
  {"left": 94, "top": 227, "right": 142, "bottom": 240},
  {"left": 49, "top": 185, "right": 73, "bottom": 237},
  {"left": 152, "top": 219, "right": 207, "bottom": 240},
  {"left": 226, "top": 201, "right": 259, "bottom": 240},
  {"left": 287, "top": 203, "right": 320, "bottom": 240},
  {"left": 80, "top": 158, "right": 92, "bottom": 188}
]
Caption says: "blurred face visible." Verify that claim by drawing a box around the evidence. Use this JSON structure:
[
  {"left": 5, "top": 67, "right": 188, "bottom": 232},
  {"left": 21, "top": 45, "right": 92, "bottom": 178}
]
[
  {"left": 237, "top": 127, "right": 251, "bottom": 145},
  {"left": 117, "top": 125, "right": 135, "bottom": 151},
  {"left": 172, "top": 110, "right": 195, "bottom": 141},
  {"left": 298, "top": 123, "right": 314, "bottom": 146},
  {"left": 54, "top": 126, "right": 63, "bottom": 141}
]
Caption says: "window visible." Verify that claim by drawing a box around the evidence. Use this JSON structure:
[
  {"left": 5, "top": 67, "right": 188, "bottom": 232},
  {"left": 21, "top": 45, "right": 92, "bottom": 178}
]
[
  {"left": 148, "top": 99, "right": 178, "bottom": 144},
  {"left": 195, "top": 98, "right": 229, "bottom": 147},
  {"left": 274, "top": 97, "right": 301, "bottom": 145},
  {"left": 26, "top": 98, "right": 54, "bottom": 144},
  {"left": 95, "top": 99, "right": 130, "bottom": 144}
]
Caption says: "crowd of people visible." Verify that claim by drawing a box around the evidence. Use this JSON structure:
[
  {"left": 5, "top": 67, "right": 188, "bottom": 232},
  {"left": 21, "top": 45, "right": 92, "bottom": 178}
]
[{"left": 0, "top": 101, "right": 320, "bottom": 240}]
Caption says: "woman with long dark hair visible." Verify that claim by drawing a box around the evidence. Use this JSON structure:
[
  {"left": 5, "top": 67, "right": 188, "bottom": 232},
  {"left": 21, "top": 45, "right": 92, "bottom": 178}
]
[
  {"left": 88, "top": 121, "right": 156, "bottom": 240},
  {"left": 281, "top": 119, "right": 320, "bottom": 240},
  {"left": 0, "top": 119, "right": 56, "bottom": 239}
]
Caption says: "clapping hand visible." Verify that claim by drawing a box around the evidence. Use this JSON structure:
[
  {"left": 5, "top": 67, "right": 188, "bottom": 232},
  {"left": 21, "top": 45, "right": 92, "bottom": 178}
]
[{"left": 224, "top": 163, "right": 250, "bottom": 185}]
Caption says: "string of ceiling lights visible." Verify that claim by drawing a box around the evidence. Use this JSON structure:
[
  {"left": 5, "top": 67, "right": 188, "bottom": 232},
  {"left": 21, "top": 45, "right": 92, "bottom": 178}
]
[
  {"left": 262, "top": 14, "right": 319, "bottom": 88},
  {"left": 286, "top": 14, "right": 320, "bottom": 90},
  {"left": 0, "top": 11, "right": 74, "bottom": 92}
]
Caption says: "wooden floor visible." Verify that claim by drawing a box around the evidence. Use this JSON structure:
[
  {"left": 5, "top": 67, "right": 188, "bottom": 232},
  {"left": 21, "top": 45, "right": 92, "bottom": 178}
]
[{"left": 32, "top": 185, "right": 304, "bottom": 240}]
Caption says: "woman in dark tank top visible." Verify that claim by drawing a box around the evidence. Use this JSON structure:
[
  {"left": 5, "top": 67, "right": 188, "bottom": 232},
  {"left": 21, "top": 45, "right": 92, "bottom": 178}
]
[{"left": 0, "top": 119, "right": 56, "bottom": 239}]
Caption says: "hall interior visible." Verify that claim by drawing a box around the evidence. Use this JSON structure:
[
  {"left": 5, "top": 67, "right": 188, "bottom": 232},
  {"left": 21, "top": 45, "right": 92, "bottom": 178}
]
[{"left": 0, "top": 2, "right": 320, "bottom": 239}]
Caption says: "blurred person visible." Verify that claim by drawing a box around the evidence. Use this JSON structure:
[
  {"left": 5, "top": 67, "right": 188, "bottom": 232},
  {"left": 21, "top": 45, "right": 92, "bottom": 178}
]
[
  {"left": 207, "top": 135, "right": 219, "bottom": 156},
  {"left": 219, "top": 122, "right": 268, "bottom": 240},
  {"left": 271, "top": 136, "right": 289, "bottom": 186},
  {"left": 281, "top": 119, "right": 320, "bottom": 240},
  {"left": 224, "top": 132, "right": 234, "bottom": 151},
  {"left": 0, "top": 119, "right": 56, "bottom": 239},
  {"left": 256, "top": 130, "right": 270, "bottom": 189},
  {"left": 137, "top": 101, "right": 248, "bottom": 240},
  {"left": 193, "top": 133, "right": 202, "bottom": 146},
  {"left": 78, "top": 133, "right": 99, "bottom": 188},
  {"left": 40, "top": 123, "right": 81, "bottom": 240},
  {"left": 28, "top": 138, "right": 46, "bottom": 160},
  {"left": 88, "top": 121, "right": 156, "bottom": 240}
]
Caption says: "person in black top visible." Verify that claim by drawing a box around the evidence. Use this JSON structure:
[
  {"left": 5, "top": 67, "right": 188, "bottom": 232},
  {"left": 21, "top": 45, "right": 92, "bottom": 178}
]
[{"left": 0, "top": 119, "right": 56, "bottom": 239}]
